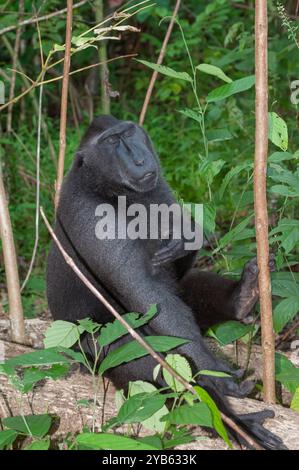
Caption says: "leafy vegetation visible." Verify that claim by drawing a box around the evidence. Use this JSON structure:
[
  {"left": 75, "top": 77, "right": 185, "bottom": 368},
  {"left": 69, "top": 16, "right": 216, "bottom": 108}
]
[{"left": 0, "top": 0, "right": 299, "bottom": 450}]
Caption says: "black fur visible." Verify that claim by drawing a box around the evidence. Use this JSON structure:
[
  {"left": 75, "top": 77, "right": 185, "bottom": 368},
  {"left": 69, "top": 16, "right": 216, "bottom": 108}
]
[{"left": 47, "top": 115, "right": 286, "bottom": 449}]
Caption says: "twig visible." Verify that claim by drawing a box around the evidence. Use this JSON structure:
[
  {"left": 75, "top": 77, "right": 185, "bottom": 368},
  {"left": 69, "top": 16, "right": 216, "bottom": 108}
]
[
  {"left": 21, "top": 82, "right": 43, "bottom": 292},
  {"left": 0, "top": 167, "right": 25, "bottom": 343},
  {"left": 254, "top": 0, "right": 276, "bottom": 403},
  {"left": 276, "top": 318, "right": 299, "bottom": 347},
  {"left": 40, "top": 207, "right": 264, "bottom": 450},
  {"left": 139, "top": 0, "right": 181, "bottom": 125},
  {"left": 0, "top": 0, "right": 88, "bottom": 36},
  {"left": 6, "top": 0, "right": 24, "bottom": 134},
  {"left": 54, "top": 0, "right": 73, "bottom": 210}
]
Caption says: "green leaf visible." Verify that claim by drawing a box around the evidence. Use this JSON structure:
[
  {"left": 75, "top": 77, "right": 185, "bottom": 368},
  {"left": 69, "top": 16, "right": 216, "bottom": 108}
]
[
  {"left": 76, "top": 433, "right": 159, "bottom": 450},
  {"left": 217, "top": 214, "right": 253, "bottom": 250},
  {"left": 273, "top": 297, "right": 299, "bottom": 333},
  {"left": 206, "top": 75, "right": 255, "bottom": 103},
  {"left": 24, "top": 438, "right": 50, "bottom": 450},
  {"left": 137, "top": 60, "right": 193, "bottom": 82},
  {"left": 272, "top": 279, "right": 299, "bottom": 298},
  {"left": 206, "top": 129, "right": 233, "bottom": 142},
  {"left": 99, "top": 305, "right": 157, "bottom": 347},
  {"left": 128, "top": 381, "right": 168, "bottom": 433},
  {"left": 196, "top": 63, "right": 232, "bottom": 83},
  {"left": 276, "top": 370, "right": 299, "bottom": 383},
  {"left": 203, "top": 203, "right": 216, "bottom": 234},
  {"left": 197, "top": 370, "right": 231, "bottom": 378},
  {"left": 275, "top": 353, "right": 299, "bottom": 394},
  {"left": 163, "top": 354, "right": 192, "bottom": 392},
  {"left": 178, "top": 108, "right": 202, "bottom": 124},
  {"left": 219, "top": 162, "right": 252, "bottom": 199},
  {"left": 268, "top": 112, "right": 288, "bottom": 151},
  {"left": 98, "top": 336, "right": 188, "bottom": 375},
  {"left": 78, "top": 318, "right": 101, "bottom": 334},
  {"left": 3, "top": 348, "right": 71, "bottom": 369},
  {"left": 161, "top": 402, "right": 213, "bottom": 427},
  {"left": 0, "top": 430, "right": 17, "bottom": 450},
  {"left": 3, "top": 414, "right": 52, "bottom": 438},
  {"left": 194, "top": 386, "right": 232, "bottom": 448},
  {"left": 291, "top": 388, "right": 299, "bottom": 412},
  {"left": 206, "top": 321, "right": 253, "bottom": 346},
  {"left": 44, "top": 320, "right": 81, "bottom": 348},
  {"left": 108, "top": 392, "right": 166, "bottom": 427},
  {"left": 268, "top": 151, "right": 293, "bottom": 163},
  {"left": 20, "top": 364, "right": 70, "bottom": 393}
]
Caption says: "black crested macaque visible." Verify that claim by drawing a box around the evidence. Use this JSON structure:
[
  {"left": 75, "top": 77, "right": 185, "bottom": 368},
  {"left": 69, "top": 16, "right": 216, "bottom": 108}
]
[{"left": 47, "top": 115, "right": 285, "bottom": 450}]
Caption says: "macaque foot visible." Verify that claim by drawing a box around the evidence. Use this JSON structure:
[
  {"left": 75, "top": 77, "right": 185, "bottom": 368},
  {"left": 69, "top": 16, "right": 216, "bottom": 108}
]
[{"left": 233, "top": 255, "right": 275, "bottom": 322}]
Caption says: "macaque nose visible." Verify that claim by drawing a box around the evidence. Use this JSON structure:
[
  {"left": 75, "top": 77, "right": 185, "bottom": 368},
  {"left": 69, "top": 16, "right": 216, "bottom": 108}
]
[{"left": 134, "top": 157, "right": 144, "bottom": 166}]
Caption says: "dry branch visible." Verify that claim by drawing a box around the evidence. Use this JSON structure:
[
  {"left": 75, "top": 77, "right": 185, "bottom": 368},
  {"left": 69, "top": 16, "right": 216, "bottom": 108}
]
[
  {"left": 0, "top": 0, "right": 89, "bottom": 36},
  {"left": 139, "top": 0, "right": 181, "bottom": 125},
  {"left": 6, "top": 0, "right": 24, "bottom": 134},
  {"left": 54, "top": 0, "right": 73, "bottom": 210},
  {"left": 254, "top": 0, "right": 276, "bottom": 403},
  {"left": 0, "top": 169, "right": 25, "bottom": 343}
]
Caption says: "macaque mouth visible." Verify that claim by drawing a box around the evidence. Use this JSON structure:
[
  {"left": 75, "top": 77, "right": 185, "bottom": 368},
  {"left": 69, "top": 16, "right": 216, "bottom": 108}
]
[{"left": 140, "top": 171, "right": 155, "bottom": 182}]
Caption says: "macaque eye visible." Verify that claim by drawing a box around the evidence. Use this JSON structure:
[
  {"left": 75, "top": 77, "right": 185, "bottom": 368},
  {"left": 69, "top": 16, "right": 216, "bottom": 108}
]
[
  {"left": 124, "top": 129, "right": 133, "bottom": 138},
  {"left": 107, "top": 135, "right": 119, "bottom": 144}
]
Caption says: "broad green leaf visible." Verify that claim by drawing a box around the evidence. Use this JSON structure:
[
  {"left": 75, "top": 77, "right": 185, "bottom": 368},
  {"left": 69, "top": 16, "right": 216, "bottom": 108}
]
[
  {"left": 272, "top": 279, "right": 299, "bottom": 298},
  {"left": 291, "top": 388, "right": 299, "bottom": 412},
  {"left": 3, "top": 348, "right": 71, "bottom": 369},
  {"left": 271, "top": 185, "right": 299, "bottom": 197},
  {"left": 0, "top": 430, "right": 17, "bottom": 450},
  {"left": 268, "top": 151, "right": 293, "bottom": 163},
  {"left": 24, "top": 438, "right": 50, "bottom": 450},
  {"left": 276, "top": 370, "right": 299, "bottom": 383},
  {"left": 163, "top": 354, "right": 192, "bottom": 392},
  {"left": 129, "top": 381, "right": 168, "bottom": 433},
  {"left": 106, "top": 392, "right": 166, "bottom": 427},
  {"left": 76, "top": 433, "right": 159, "bottom": 450},
  {"left": 44, "top": 320, "right": 81, "bottom": 349},
  {"left": 268, "top": 112, "right": 288, "bottom": 151},
  {"left": 20, "top": 364, "right": 70, "bottom": 393},
  {"left": 98, "top": 305, "right": 157, "bottom": 347},
  {"left": 78, "top": 318, "right": 101, "bottom": 334},
  {"left": 98, "top": 336, "right": 188, "bottom": 375},
  {"left": 3, "top": 414, "right": 52, "bottom": 438},
  {"left": 194, "top": 386, "right": 232, "bottom": 448},
  {"left": 275, "top": 353, "right": 299, "bottom": 394},
  {"left": 137, "top": 60, "right": 193, "bottom": 82},
  {"left": 137, "top": 436, "right": 163, "bottom": 449},
  {"left": 161, "top": 402, "right": 213, "bottom": 427},
  {"left": 196, "top": 63, "right": 232, "bottom": 83},
  {"left": 206, "top": 75, "right": 255, "bottom": 103},
  {"left": 273, "top": 297, "right": 299, "bottom": 333},
  {"left": 206, "top": 321, "right": 253, "bottom": 346}
]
